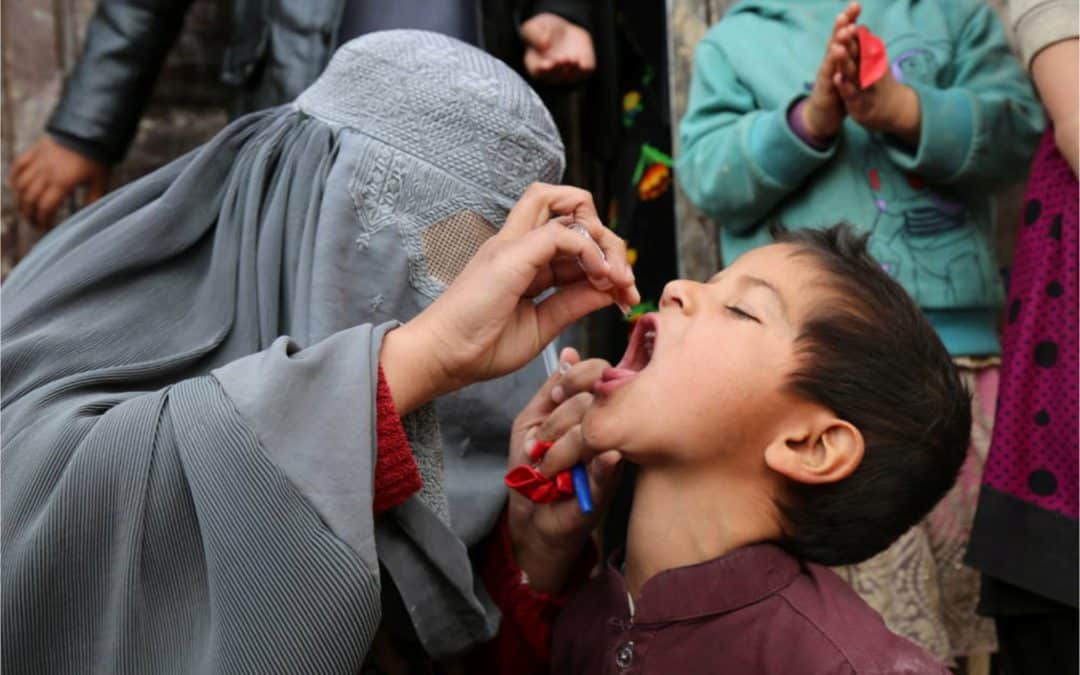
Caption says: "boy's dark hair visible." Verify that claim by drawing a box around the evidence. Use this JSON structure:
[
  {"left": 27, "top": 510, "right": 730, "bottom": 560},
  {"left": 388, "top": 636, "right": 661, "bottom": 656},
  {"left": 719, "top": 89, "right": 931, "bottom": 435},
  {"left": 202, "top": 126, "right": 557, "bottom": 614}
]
[{"left": 769, "top": 223, "right": 971, "bottom": 566}]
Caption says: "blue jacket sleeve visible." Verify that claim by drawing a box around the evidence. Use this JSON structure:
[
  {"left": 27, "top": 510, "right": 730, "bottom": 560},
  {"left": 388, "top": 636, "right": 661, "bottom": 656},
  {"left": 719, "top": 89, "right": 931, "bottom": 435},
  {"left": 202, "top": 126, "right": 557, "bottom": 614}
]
[
  {"left": 675, "top": 39, "right": 836, "bottom": 234},
  {"left": 879, "top": 2, "right": 1045, "bottom": 186}
]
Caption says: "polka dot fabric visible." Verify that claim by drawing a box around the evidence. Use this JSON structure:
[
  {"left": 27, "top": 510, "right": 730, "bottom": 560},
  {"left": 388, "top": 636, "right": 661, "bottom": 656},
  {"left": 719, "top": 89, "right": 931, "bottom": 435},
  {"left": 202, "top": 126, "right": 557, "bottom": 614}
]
[{"left": 982, "top": 129, "right": 1078, "bottom": 518}]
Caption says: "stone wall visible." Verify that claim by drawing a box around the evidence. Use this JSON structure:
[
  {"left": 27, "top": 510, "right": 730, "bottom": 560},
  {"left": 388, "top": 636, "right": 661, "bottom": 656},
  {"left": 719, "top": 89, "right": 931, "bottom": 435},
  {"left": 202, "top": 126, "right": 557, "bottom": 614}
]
[{"left": 1, "top": 0, "right": 230, "bottom": 276}]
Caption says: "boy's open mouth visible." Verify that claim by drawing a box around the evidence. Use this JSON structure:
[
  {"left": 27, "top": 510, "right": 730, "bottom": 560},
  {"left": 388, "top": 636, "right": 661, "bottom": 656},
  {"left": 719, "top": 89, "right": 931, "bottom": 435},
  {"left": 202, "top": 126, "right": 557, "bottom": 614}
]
[{"left": 594, "top": 313, "right": 658, "bottom": 396}]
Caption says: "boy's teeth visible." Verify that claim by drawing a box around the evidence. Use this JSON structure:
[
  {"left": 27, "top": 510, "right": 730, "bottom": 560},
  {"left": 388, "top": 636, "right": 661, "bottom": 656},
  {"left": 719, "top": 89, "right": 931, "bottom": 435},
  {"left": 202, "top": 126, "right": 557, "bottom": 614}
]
[{"left": 643, "top": 331, "right": 655, "bottom": 359}]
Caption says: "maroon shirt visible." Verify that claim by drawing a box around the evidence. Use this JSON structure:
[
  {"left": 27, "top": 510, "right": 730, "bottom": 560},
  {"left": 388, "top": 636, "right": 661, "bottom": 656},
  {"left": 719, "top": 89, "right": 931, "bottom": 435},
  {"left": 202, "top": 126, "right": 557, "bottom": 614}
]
[{"left": 552, "top": 543, "right": 949, "bottom": 674}]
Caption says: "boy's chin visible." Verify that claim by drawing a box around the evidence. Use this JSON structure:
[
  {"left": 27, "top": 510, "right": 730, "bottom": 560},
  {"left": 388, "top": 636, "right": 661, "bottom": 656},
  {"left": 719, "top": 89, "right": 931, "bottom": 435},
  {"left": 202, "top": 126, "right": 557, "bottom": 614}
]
[{"left": 581, "top": 400, "right": 632, "bottom": 453}]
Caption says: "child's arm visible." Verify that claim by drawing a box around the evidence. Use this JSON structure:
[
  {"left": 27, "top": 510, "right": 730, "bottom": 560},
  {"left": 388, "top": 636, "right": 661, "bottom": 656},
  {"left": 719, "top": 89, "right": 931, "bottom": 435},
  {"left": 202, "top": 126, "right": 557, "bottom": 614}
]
[
  {"left": 1031, "top": 38, "right": 1078, "bottom": 175},
  {"left": 836, "top": 2, "right": 1044, "bottom": 186},
  {"left": 676, "top": 38, "right": 840, "bottom": 234},
  {"left": 467, "top": 512, "right": 597, "bottom": 675}
]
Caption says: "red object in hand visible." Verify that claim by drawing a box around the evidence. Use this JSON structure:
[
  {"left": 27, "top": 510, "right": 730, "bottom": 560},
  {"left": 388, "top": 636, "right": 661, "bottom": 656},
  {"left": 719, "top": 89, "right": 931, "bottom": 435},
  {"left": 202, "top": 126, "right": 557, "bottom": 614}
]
[
  {"left": 528, "top": 440, "right": 554, "bottom": 462},
  {"left": 856, "top": 26, "right": 888, "bottom": 88},
  {"left": 505, "top": 465, "right": 575, "bottom": 504}
]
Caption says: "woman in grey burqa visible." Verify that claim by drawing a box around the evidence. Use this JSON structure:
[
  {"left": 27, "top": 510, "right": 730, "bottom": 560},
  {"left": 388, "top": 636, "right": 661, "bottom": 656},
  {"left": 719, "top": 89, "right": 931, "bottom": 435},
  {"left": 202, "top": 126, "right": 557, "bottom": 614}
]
[{"left": 1, "top": 31, "right": 637, "bottom": 673}]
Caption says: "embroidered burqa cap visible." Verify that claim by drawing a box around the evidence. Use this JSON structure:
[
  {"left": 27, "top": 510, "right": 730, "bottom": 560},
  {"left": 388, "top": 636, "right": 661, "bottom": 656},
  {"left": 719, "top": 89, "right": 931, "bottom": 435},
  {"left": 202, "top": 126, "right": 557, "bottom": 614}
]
[{"left": 2, "top": 31, "right": 563, "bottom": 670}]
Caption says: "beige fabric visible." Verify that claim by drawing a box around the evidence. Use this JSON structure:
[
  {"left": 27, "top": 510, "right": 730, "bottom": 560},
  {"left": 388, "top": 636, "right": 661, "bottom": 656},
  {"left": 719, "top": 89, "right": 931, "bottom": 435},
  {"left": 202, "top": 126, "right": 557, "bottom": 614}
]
[
  {"left": 1009, "top": 0, "right": 1080, "bottom": 68},
  {"left": 422, "top": 210, "right": 499, "bottom": 286},
  {"left": 833, "top": 363, "right": 999, "bottom": 669}
]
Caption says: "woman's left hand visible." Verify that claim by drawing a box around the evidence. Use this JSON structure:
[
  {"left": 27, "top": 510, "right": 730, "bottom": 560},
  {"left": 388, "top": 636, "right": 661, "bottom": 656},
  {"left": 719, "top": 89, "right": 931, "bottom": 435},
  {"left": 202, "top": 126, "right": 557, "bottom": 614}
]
[{"left": 382, "top": 183, "right": 639, "bottom": 414}]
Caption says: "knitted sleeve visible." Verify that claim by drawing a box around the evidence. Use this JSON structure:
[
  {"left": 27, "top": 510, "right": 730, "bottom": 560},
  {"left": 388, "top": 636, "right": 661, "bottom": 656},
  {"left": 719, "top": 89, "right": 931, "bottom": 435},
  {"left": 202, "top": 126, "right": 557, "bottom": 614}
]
[
  {"left": 373, "top": 365, "right": 423, "bottom": 515},
  {"left": 468, "top": 512, "right": 597, "bottom": 674}
]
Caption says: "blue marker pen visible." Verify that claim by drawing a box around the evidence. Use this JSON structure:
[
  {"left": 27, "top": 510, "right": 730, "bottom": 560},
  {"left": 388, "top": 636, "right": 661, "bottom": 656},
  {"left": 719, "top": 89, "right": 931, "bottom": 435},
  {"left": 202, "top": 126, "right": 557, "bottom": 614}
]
[{"left": 571, "top": 463, "right": 593, "bottom": 514}]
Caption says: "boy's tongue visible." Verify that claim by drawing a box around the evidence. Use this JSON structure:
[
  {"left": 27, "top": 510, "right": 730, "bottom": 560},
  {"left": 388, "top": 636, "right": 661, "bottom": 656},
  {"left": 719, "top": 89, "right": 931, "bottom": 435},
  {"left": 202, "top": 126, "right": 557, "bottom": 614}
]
[
  {"left": 601, "top": 366, "right": 638, "bottom": 383},
  {"left": 594, "top": 366, "right": 639, "bottom": 396},
  {"left": 596, "top": 313, "right": 655, "bottom": 393},
  {"left": 597, "top": 335, "right": 648, "bottom": 389}
]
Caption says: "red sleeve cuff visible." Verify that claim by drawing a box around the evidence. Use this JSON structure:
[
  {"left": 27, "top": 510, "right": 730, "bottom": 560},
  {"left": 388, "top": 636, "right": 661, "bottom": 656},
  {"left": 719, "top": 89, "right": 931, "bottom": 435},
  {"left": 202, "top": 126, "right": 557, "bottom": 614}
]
[
  {"left": 373, "top": 364, "right": 423, "bottom": 515},
  {"left": 478, "top": 512, "right": 597, "bottom": 668}
]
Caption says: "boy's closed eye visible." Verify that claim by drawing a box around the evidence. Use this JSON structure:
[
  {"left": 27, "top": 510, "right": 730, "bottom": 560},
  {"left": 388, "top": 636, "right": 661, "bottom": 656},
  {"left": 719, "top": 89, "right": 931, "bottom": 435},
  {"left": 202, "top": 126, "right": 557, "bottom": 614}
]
[{"left": 725, "top": 305, "right": 761, "bottom": 323}]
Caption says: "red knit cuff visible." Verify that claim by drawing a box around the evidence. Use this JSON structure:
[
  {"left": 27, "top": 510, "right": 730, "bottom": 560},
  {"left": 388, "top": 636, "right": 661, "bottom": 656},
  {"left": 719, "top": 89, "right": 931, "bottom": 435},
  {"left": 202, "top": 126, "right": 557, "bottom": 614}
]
[
  {"left": 481, "top": 512, "right": 598, "bottom": 663},
  {"left": 373, "top": 365, "right": 422, "bottom": 515}
]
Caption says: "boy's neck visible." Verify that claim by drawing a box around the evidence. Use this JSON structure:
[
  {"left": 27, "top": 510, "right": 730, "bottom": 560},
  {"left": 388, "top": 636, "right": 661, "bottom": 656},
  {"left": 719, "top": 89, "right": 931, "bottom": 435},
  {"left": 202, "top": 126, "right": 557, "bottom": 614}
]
[{"left": 624, "top": 463, "right": 782, "bottom": 602}]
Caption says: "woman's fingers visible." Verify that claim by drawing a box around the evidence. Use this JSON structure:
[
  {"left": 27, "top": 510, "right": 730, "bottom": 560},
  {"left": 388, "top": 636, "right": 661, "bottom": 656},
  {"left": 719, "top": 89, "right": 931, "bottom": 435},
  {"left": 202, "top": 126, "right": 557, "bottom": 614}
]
[
  {"left": 498, "top": 184, "right": 638, "bottom": 307},
  {"left": 496, "top": 219, "right": 636, "bottom": 308},
  {"left": 564, "top": 210, "right": 635, "bottom": 292},
  {"left": 534, "top": 280, "right": 613, "bottom": 347},
  {"left": 501, "top": 182, "right": 596, "bottom": 236}
]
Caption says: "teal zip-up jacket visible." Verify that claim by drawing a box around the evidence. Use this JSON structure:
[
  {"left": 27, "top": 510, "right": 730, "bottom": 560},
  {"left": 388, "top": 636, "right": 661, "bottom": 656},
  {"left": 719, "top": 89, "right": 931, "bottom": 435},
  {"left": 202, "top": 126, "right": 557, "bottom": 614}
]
[{"left": 677, "top": 0, "right": 1044, "bottom": 356}]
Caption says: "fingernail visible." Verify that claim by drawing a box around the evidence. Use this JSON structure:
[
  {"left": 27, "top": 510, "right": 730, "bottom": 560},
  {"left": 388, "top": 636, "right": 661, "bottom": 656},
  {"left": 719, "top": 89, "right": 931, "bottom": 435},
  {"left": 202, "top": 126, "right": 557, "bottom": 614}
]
[
  {"left": 558, "top": 361, "right": 572, "bottom": 375},
  {"left": 551, "top": 385, "right": 566, "bottom": 403}
]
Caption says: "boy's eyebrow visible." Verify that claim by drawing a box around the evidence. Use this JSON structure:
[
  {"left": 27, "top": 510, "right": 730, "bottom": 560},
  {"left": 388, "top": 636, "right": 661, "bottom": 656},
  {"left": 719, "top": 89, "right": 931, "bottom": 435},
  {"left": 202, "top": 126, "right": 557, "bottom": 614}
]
[{"left": 737, "top": 275, "right": 790, "bottom": 322}]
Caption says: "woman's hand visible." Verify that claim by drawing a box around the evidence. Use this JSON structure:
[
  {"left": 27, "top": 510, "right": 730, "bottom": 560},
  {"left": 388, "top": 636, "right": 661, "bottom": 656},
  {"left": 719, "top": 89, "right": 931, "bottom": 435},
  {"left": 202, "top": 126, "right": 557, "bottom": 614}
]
[
  {"left": 507, "top": 348, "right": 623, "bottom": 593},
  {"left": 381, "top": 183, "right": 639, "bottom": 414}
]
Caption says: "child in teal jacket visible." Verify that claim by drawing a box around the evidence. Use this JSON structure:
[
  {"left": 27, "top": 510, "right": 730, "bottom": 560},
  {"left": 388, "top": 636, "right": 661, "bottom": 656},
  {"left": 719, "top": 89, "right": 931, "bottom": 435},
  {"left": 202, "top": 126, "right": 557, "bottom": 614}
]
[
  {"left": 678, "top": 0, "right": 1043, "bottom": 665},
  {"left": 678, "top": 0, "right": 1043, "bottom": 356}
]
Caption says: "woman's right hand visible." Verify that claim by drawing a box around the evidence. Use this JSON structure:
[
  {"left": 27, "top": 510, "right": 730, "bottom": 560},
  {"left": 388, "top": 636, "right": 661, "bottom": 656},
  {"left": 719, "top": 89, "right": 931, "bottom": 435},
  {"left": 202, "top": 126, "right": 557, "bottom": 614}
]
[{"left": 381, "top": 183, "right": 639, "bottom": 415}]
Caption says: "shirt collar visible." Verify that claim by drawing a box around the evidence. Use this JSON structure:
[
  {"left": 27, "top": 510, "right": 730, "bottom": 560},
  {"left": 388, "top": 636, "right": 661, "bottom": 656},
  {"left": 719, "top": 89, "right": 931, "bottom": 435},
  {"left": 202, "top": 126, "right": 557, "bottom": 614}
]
[{"left": 606, "top": 543, "right": 802, "bottom": 624}]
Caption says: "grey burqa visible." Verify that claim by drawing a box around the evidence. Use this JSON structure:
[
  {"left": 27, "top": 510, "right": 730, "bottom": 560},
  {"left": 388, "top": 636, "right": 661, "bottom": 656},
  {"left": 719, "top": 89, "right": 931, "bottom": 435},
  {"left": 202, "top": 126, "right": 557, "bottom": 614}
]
[{"left": 2, "top": 31, "right": 564, "bottom": 673}]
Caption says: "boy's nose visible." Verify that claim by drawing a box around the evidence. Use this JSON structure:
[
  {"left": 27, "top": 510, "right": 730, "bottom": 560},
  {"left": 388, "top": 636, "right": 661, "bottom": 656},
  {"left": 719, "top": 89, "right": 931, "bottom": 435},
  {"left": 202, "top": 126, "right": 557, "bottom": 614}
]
[{"left": 660, "top": 279, "right": 697, "bottom": 313}]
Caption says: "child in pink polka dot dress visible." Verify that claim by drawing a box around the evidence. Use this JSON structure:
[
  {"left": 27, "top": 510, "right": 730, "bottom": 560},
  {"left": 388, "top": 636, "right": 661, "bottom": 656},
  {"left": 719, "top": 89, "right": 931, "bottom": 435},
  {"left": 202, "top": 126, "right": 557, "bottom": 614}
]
[
  {"left": 964, "top": 1, "right": 1077, "bottom": 670},
  {"left": 965, "top": 123, "right": 1078, "bottom": 667},
  {"left": 968, "top": 122, "right": 1077, "bottom": 566}
]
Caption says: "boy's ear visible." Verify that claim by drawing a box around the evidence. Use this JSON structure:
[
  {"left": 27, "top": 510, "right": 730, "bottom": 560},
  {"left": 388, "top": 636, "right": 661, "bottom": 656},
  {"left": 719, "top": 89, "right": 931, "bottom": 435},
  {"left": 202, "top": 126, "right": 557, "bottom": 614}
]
[{"left": 763, "top": 411, "right": 864, "bottom": 485}]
